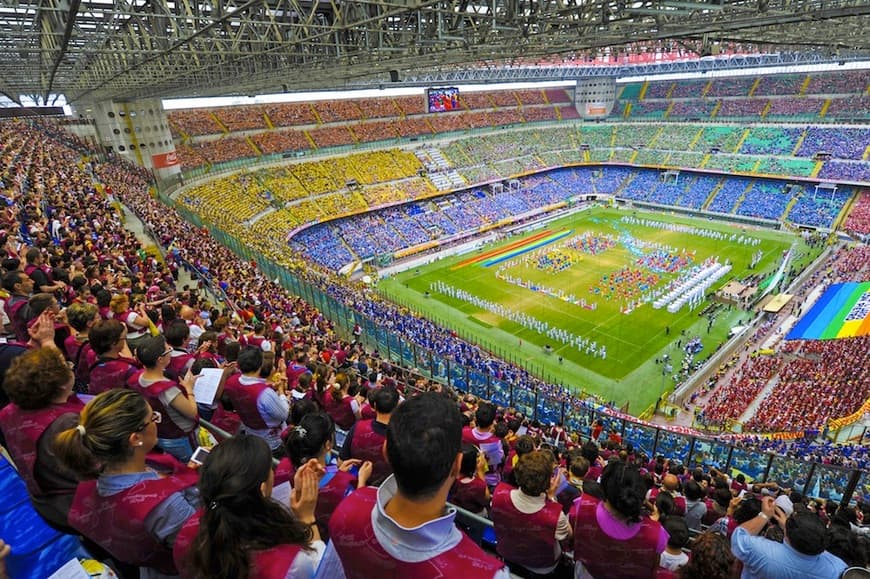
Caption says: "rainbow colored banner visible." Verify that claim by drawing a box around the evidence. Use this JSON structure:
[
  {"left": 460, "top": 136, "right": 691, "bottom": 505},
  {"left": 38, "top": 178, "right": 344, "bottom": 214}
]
[
  {"left": 787, "top": 281, "right": 870, "bottom": 340},
  {"left": 482, "top": 229, "right": 573, "bottom": 267}
]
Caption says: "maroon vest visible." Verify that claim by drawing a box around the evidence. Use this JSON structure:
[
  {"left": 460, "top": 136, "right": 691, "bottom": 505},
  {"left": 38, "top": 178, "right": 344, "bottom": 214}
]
[
  {"left": 572, "top": 495, "right": 662, "bottom": 579},
  {"left": 114, "top": 309, "right": 146, "bottom": 338},
  {"left": 0, "top": 396, "right": 84, "bottom": 496},
  {"left": 316, "top": 468, "right": 358, "bottom": 541},
  {"left": 491, "top": 483, "right": 561, "bottom": 569},
  {"left": 128, "top": 376, "right": 194, "bottom": 439},
  {"left": 70, "top": 457, "right": 198, "bottom": 575},
  {"left": 347, "top": 419, "right": 391, "bottom": 486},
  {"left": 166, "top": 350, "right": 195, "bottom": 381},
  {"left": 330, "top": 487, "right": 505, "bottom": 579},
  {"left": 88, "top": 357, "right": 140, "bottom": 394},
  {"left": 648, "top": 487, "right": 687, "bottom": 517},
  {"left": 326, "top": 392, "right": 356, "bottom": 430},
  {"left": 209, "top": 405, "right": 242, "bottom": 436},
  {"left": 173, "top": 510, "right": 303, "bottom": 579},
  {"left": 450, "top": 476, "right": 490, "bottom": 514},
  {"left": 222, "top": 374, "right": 270, "bottom": 430},
  {"left": 5, "top": 295, "right": 30, "bottom": 342},
  {"left": 274, "top": 457, "right": 296, "bottom": 486}
]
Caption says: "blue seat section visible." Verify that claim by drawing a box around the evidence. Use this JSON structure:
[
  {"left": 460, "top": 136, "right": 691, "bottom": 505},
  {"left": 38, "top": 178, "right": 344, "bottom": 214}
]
[{"left": 0, "top": 453, "right": 87, "bottom": 578}]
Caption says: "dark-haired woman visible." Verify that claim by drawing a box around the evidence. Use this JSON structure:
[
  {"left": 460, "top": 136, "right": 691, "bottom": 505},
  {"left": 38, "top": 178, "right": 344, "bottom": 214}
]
[
  {"left": 284, "top": 412, "right": 372, "bottom": 541},
  {"left": 87, "top": 319, "right": 141, "bottom": 395},
  {"left": 53, "top": 388, "right": 199, "bottom": 577},
  {"left": 570, "top": 461, "right": 668, "bottom": 579},
  {"left": 0, "top": 347, "right": 83, "bottom": 530},
  {"left": 173, "top": 434, "right": 324, "bottom": 579}
]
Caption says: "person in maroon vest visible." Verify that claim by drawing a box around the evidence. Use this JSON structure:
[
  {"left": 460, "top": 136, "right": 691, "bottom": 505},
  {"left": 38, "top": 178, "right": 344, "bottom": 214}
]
[
  {"left": 339, "top": 385, "right": 398, "bottom": 487},
  {"left": 318, "top": 392, "right": 510, "bottom": 579},
  {"left": 53, "top": 389, "right": 199, "bottom": 576},
  {"left": 87, "top": 319, "right": 141, "bottom": 395},
  {"left": 491, "top": 450, "right": 571, "bottom": 576},
  {"left": 108, "top": 293, "right": 150, "bottom": 352},
  {"left": 570, "top": 461, "right": 668, "bottom": 579},
  {"left": 449, "top": 444, "right": 491, "bottom": 515},
  {"left": 164, "top": 320, "right": 196, "bottom": 381},
  {"left": 2, "top": 269, "right": 34, "bottom": 342},
  {"left": 222, "top": 346, "right": 290, "bottom": 455},
  {"left": 647, "top": 474, "right": 688, "bottom": 517},
  {"left": 0, "top": 347, "right": 83, "bottom": 530},
  {"left": 63, "top": 302, "right": 99, "bottom": 391},
  {"left": 462, "top": 402, "right": 504, "bottom": 488},
  {"left": 285, "top": 412, "right": 372, "bottom": 541},
  {"left": 324, "top": 372, "right": 360, "bottom": 431},
  {"left": 129, "top": 335, "right": 200, "bottom": 463},
  {"left": 173, "top": 433, "right": 325, "bottom": 579}
]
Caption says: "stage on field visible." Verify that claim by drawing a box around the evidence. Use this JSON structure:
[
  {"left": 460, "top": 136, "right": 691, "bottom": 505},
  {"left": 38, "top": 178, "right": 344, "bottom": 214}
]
[{"left": 787, "top": 281, "right": 870, "bottom": 340}]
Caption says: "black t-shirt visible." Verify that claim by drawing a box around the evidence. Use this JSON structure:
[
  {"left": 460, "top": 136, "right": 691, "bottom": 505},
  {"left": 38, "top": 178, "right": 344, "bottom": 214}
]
[{"left": 29, "top": 267, "right": 49, "bottom": 290}]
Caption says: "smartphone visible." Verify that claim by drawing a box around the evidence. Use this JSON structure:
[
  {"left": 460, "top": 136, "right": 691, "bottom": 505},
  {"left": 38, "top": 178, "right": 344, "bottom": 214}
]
[{"left": 190, "top": 446, "right": 211, "bottom": 465}]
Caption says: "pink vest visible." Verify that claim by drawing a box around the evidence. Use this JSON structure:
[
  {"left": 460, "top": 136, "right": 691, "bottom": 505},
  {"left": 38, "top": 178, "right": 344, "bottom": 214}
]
[
  {"left": 70, "top": 457, "right": 197, "bottom": 575},
  {"left": 128, "top": 377, "right": 195, "bottom": 439},
  {"left": 316, "top": 469, "right": 357, "bottom": 541},
  {"left": 491, "top": 483, "right": 561, "bottom": 569},
  {"left": 173, "top": 510, "right": 303, "bottom": 579},
  {"left": 572, "top": 495, "right": 661, "bottom": 579},
  {"left": 347, "top": 419, "right": 391, "bottom": 486},
  {"left": 329, "top": 487, "right": 505, "bottom": 579},
  {"left": 326, "top": 392, "right": 356, "bottom": 430},
  {"left": 222, "top": 374, "right": 270, "bottom": 430},
  {"left": 0, "top": 396, "right": 84, "bottom": 496},
  {"left": 88, "top": 357, "right": 140, "bottom": 394}
]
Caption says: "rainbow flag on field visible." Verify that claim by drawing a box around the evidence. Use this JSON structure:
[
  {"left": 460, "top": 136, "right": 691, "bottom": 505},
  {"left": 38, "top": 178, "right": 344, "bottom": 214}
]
[{"left": 787, "top": 281, "right": 870, "bottom": 340}]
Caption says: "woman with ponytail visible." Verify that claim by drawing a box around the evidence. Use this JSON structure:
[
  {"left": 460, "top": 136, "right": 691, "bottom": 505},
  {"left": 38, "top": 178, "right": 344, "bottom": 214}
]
[
  {"left": 174, "top": 434, "right": 324, "bottom": 579},
  {"left": 284, "top": 412, "right": 372, "bottom": 541},
  {"left": 570, "top": 461, "right": 668, "bottom": 578},
  {"left": 323, "top": 371, "right": 360, "bottom": 430},
  {"left": 53, "top": 388, "right": 199, "bottom": 577}
]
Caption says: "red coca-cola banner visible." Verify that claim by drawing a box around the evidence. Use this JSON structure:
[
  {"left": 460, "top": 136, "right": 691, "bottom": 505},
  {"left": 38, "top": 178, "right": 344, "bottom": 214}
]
[{"left": 151, "top": 151, "right": 179, "bottom": 168}]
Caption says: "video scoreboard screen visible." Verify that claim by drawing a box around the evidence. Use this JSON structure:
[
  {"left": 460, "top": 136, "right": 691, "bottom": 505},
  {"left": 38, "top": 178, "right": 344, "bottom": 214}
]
[{"left": 427, "top": 87, "right": 460, "bottom": 113}]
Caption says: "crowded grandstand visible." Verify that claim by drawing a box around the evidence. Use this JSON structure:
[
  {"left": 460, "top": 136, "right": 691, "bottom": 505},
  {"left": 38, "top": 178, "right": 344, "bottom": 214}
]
[{"left": 1, "top": 0, "right": 869, "bottom": 578}]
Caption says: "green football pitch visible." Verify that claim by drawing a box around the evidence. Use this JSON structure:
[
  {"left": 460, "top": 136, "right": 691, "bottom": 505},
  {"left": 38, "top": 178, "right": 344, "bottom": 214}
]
[{"left": 378, "top": 206, "right": 821, "bottom": 415}]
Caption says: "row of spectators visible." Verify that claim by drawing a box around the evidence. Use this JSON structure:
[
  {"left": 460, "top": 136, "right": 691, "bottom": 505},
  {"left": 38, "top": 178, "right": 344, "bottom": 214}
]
[
  {"left": 624, "top": 96, "right": 867, "bottom": 121},
  {"left": 168, "top": 89, "right": 574, "bottom": 137},
  {"left": 623, "top": 69, "right": 868, "bottom": 100},
  {"left": 175, "top": 121, "right": 870, "bottom": 201}
]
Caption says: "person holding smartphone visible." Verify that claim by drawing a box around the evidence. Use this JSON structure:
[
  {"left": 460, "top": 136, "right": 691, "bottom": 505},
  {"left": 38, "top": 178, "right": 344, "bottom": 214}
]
[{"left": 173, "top": 434, "right": 325, "bottom": 579}]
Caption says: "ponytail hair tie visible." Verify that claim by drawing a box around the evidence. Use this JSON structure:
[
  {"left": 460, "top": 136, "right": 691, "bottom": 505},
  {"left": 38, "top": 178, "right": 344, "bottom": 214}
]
[
  {"left": 76, "top": 424, "right": 86, "bottom": 436},
  {"left": 294, "top": 426, "right": 307, "bottom": 438}
]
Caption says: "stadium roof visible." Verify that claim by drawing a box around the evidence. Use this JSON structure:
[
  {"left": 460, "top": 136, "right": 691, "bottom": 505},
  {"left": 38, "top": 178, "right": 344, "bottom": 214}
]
[{"left": 1, "top": 0, "right": 868, "bottom": 105}]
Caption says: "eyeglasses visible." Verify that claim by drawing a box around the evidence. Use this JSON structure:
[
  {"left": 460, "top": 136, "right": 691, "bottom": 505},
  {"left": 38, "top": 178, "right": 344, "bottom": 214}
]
[
  {"left": 137, "top": 411, "right": 162, "bottom": 431},
  {"left": 160, "top": 348, "right": 173, "bottom": 357}
]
